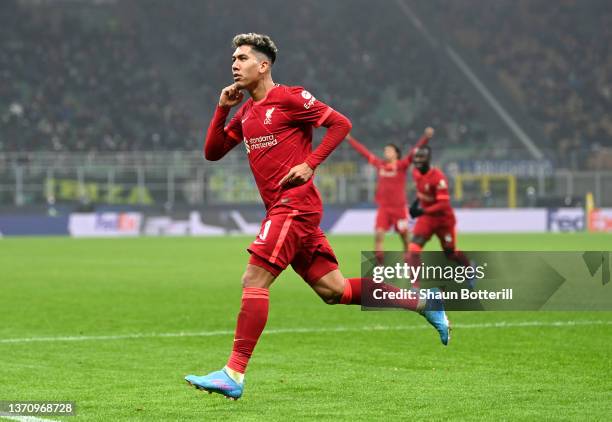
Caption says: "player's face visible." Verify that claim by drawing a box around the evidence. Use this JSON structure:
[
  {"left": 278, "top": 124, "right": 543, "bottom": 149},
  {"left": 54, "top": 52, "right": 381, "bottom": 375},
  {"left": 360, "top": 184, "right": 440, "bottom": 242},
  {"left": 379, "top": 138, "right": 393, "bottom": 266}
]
[
  {"left": 413, "top": 148, "right": 430, "bottom": 171},
  {"left": 232, "top": 45, "right": 267, "bottom": 89},
  {"left": 383, "top": 146, "right": 398, "bottom": 161}
]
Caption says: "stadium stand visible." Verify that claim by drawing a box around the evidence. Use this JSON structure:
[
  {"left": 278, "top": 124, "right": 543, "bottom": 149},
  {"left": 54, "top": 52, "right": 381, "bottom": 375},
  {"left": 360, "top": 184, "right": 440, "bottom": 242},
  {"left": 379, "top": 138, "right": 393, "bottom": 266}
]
[
  {"left": 435, "top": 0, "right": 612, "bottom": 166},
  {"left": 1, "top": 0, "right": 609, "bottom": 169},
  {"left": 0, "top": 0, "right": 196, "bottom": 152}
]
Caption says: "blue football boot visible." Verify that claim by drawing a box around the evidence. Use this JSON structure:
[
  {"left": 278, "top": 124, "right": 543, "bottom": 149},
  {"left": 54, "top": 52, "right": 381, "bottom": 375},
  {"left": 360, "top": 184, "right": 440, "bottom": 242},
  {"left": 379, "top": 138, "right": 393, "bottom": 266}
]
[
  {"left": 420, "top": 287, "right": 451, "bottom": 345},
  {"left": 185, "top": 368, "right": 243, "bottom": 400}
]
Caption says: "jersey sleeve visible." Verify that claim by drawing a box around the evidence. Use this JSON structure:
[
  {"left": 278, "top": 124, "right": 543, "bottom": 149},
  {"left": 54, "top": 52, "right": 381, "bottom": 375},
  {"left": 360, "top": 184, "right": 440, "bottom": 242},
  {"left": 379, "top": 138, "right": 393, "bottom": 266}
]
[
  {"left": 283, "top": 86, "right": 333, "bottom": 128},
  {"left": 204, "top": 105, "right": 243, "bottom": 161},
  {"left": 224, "top": 106, "right": 244, "bottom": 142},
  {"left": 348, "top": 136, "right": 384, "bottom": 168},
  {"left": 433, "top": 171, "right": 450, "bottom": 202}
]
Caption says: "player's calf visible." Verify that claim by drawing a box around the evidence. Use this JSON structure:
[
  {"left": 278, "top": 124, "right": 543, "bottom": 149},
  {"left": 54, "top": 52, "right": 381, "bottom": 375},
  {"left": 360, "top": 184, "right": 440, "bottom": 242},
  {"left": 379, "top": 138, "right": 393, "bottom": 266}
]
[{"left": 310, "top": 269, "right": 346, "bottom": 304}]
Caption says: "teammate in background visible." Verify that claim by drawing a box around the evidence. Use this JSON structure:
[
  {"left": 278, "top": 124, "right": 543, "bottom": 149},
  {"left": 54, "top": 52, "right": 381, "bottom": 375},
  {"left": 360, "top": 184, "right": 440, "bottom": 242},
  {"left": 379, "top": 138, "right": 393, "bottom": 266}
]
[
  {"left": 184, "top": 33, "right": 450, "bottom": 400},
  {"left": 347, "top": 128, "right": 434, "bottom": 264},
  {"left": 408, "top": 145, "right": 472, "bottom": 281}
]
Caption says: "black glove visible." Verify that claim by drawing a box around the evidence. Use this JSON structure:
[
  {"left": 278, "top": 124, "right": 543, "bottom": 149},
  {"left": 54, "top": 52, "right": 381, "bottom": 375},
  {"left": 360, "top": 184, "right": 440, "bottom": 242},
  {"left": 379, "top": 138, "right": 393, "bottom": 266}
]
[{"left": 409, "top": 198, "right": 424, "bottom": 219}]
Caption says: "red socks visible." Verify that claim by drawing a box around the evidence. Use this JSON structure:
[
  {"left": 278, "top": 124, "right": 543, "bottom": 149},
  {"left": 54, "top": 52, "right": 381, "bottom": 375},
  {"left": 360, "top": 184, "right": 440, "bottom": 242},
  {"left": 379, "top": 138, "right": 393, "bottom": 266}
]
[
  {"left": 340, "top": 278, "right": 420, "bottom": 311},
  {"left": 226, "top": 287, "right": 269, "bottom": 374},
  {"left": 340, "top": 278, "right": 362, "bottom": 305}
]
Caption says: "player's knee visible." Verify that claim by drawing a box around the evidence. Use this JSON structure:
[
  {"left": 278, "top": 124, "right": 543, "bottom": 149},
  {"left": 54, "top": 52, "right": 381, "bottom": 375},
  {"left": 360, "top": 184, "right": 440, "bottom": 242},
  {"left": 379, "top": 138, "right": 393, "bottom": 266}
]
[
  {"left": 241, "top": 266, "right": 272, "bottom": 288},
  {"left": 241, "top": 271, "right": 254, "bottom": 288}
]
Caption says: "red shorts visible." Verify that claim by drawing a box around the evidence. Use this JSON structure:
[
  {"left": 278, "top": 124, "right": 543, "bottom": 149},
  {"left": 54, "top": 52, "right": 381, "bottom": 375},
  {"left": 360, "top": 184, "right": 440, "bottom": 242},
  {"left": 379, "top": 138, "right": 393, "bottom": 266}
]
[
  {"left": 247, "top": 209, "right": 339, "bottom": 284},
  {"left": 412, "top": 214, "right": 457, "bottom": 249},
  {"left": 375, "top": 207, "right": 409, "bottom": 233}
]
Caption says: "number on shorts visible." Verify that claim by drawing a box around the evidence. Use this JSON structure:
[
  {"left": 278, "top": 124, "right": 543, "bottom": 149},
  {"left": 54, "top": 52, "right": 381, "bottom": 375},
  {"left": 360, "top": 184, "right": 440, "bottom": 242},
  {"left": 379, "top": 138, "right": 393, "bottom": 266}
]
[{"left": 259, "top": 219, "right": 272, "bottom": 240}]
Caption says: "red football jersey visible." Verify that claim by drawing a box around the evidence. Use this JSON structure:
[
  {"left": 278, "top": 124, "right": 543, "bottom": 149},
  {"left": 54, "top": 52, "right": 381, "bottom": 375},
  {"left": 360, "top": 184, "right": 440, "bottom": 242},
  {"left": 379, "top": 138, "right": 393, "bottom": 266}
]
[
  {"left": 374, "top": 160, "right": 410, "bottom": 208},
  {"left": 349, "top": 136, "right": 427, "bottom": 209},
  {"left": 364, "top": 154, "right": 412, "bottom": 209},
  {"left": 224, "top": 84, "right": 333, "bottom": 212},
  {"left": 412, "top": 167, "right": 454, "bottom": 217}
]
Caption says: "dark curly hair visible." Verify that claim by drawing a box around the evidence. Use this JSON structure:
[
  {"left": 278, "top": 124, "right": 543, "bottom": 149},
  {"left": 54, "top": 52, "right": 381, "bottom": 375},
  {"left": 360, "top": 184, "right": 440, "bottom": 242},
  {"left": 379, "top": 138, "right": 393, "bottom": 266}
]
[
  {"left": 386, "top": 143, "right": 401, "bottom": 159},
  {"left": 232, "top": 33, "right": 278, "bottom": 64}
]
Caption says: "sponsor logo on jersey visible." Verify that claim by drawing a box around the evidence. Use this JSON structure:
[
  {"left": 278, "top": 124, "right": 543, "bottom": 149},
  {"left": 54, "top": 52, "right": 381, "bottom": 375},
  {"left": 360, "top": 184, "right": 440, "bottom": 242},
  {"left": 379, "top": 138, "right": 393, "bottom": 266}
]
[
  {"left": 244, "top": 134, "right": 279, "bottom": 153},
  {"left": 302, "top": 90, "right": 316, "bottom": 109},
  {"left": 304, "top": 97, "right": 316, "bottom": 109},
  {"left": 264, "top": 107, "right": 275, "bottom": 125},
  {"left": 379, "top": 168, "right": 397, "bottom": 177}
]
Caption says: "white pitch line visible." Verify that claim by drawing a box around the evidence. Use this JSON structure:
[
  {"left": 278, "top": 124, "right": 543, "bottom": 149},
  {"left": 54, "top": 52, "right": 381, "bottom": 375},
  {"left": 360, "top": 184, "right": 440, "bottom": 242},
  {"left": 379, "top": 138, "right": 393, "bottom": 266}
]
[
  {"left": 1, "top": 416, "right": 60, "bottom": 422},
  {"left": 0, "top": 320, "right": 610, "bottom": 345}
]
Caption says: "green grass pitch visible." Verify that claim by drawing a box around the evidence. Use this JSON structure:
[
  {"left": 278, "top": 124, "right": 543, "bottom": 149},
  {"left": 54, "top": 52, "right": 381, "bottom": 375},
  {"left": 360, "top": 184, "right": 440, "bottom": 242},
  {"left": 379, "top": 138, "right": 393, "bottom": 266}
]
[{"left": 1, "top": 233, "right": 611, "bottom": 421}]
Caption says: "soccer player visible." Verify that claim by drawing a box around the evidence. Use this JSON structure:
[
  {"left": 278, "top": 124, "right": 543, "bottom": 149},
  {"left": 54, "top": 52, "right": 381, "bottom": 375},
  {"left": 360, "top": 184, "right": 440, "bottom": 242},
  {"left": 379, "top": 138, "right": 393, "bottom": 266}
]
[
  {"left": 408, "top": 145, "right": 472, "bottom": 278},
  {"left": 347, "top": 128, "right": 434, "bottom": 264},
  {"left": 184, "top": 33, "right": 450, "bottom": 400}
]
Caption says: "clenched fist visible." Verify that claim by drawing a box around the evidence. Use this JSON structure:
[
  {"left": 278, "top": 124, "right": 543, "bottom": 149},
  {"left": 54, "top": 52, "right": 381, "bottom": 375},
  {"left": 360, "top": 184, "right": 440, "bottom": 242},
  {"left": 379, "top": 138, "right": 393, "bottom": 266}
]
[{"left": 219, "top": 83, "right": 244, "bottom": 108}]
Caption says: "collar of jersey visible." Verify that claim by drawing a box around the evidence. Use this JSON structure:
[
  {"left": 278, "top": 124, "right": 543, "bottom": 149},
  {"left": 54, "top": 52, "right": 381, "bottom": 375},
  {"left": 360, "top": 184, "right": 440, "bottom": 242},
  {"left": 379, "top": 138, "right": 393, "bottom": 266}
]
[{"left": 252, "top": 84, "right": 280, "bottom": 105}]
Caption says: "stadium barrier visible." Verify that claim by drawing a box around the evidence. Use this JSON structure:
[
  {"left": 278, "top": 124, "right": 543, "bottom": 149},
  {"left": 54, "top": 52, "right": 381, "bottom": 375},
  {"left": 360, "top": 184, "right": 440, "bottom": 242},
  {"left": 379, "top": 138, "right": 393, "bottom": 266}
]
[
  {"left": 69, "top": 213, "right": 142, "bottom": 237},
  {"left": 1, "top": 207, "right": 607, "bottom": 237},
  {"left": 589, "top": 208, "right": 612, "bottom": 233}
]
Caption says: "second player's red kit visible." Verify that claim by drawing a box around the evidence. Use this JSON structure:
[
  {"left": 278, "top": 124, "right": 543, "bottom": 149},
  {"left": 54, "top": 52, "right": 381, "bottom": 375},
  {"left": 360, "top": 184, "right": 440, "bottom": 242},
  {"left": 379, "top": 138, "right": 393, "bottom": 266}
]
[
  {"left": 205, "top": 84, "right": 351, "bottom": 282},
  {"left": 349, "top": 135, "right": 428, "bottom": 233},
  {"left": 412, "top": 166, "right": 457, "bottom": 249}
]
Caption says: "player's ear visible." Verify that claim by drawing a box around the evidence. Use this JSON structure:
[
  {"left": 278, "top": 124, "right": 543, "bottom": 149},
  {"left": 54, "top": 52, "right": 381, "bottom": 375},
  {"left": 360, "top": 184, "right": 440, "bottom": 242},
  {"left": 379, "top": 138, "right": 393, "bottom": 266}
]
[{"left": 259, "top": 60, "right": 270, "bottom": 74}]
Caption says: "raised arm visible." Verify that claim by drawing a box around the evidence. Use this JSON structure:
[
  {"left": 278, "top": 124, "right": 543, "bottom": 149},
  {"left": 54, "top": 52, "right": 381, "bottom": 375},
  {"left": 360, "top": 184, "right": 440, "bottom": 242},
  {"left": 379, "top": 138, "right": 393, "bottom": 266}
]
[
  {"left": 346, "top": 134, "right": 384, "bottom": 168},
  {"left": 400, "top": 127, "right": 434, "bottom": 167},
  {"left": 204, "top": 83, "right": 245, "bottom": 161},
  {"left": 204, "top": 106, "right": 242, "bottom": 161}
]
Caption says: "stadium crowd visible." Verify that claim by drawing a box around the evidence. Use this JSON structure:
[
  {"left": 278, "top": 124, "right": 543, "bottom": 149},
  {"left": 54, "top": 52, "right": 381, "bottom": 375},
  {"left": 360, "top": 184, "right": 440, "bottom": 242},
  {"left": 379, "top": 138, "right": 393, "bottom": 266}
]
[
  {"left": 436, "top": 0, "right": 612, "bottom": 162},
  {"left": 148, "top": 0, "right": 490, "bottom": 150},
  {"left": 0, "top": 0, "right": 196, "bottom": 152},
  {"left": 0, "top": 0, "right": 490, "bottom": 155},
  {"left": 1, "top": 0, "right": 609, "bottom": 169}
]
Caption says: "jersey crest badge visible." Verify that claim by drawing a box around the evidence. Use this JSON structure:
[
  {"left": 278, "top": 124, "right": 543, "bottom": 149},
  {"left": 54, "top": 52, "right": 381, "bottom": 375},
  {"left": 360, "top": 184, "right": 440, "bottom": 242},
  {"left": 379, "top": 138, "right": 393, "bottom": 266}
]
[{"left": 264, "top": 107, "right": 275, "bottom": 125}]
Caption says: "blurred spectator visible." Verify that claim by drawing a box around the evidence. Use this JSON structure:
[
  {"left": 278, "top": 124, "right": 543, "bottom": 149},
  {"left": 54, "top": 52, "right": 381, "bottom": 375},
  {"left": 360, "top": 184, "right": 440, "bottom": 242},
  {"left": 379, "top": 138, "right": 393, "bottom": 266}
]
[
  {"left": 2, "top": 0, "right": 608, "bottom": 170},
  {"left": 436, "top": 0, "right": 612, "bottom": 166},
  {"left": 0, "top": 0, "right": 197, "bottom": 152}
]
